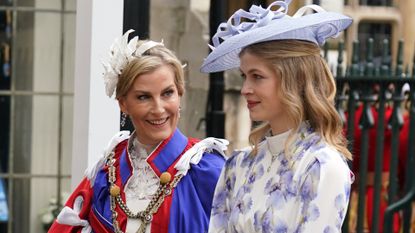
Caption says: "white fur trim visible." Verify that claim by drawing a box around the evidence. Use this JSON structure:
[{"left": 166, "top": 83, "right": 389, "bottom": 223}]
[
  {"left": 174, "top": 137, "right": 229, "bottom": 176},
  {"left": 84, "top": 131, "right": 130, "bottom": 184}
]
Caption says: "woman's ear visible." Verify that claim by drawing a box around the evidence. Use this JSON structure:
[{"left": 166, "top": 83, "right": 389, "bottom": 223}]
[{"left": 118, "top": 97, "right": 128, "bottom": 115}]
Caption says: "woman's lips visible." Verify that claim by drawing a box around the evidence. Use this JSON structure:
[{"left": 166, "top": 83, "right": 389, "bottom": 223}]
[
  {"left": 247, "top": 100, "right": 259, "bottom": 109},
  {"left": 147, "top": 117, "right": 169, "bottom": 127}
]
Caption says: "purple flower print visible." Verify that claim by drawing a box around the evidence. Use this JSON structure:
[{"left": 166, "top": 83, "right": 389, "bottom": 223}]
[
  {"left": 323, "top": 226, "right": 336, "bottom": 233},
  {"left": 274, "top": 218, "right": 288, "bottom": 233},
  {"left": 266, "top": 189, "right": 285, "bottom": 209},
  {"left": 305, "top": 203, "right": 320, "bottom": 222}
]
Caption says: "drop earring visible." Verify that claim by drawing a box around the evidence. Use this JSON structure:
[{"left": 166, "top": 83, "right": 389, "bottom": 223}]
[{"left": 121, "top": 112, "right": 127, "bottom": 127}]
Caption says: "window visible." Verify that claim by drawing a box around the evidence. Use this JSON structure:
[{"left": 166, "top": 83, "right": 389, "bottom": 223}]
[
  {"left": 358, "top": 22, "right": 392, "bottom": 67},
  {"left": 359, "top": 0, "right": 393, "bottom": 6},
  {"left": 0, "top": 0, "right": 76, "bottom": 232}
]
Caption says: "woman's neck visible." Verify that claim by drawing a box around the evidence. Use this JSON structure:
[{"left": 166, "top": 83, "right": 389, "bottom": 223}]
[
  {"left": 134, "top": 137, "right": 159, "bottom": 155},
  {"left": 141, "top": 143, "right": 157, "bottom": 155},
  {"left": 269, "top": 120, "right": 295, "bottom": 135}
]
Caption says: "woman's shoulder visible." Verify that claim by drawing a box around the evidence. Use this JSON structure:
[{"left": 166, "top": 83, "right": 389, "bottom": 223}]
[
  {"left": 315, "top": 144, "right": 351, "bottom": 179},
  {"left": 223, "top": 145, "right": 254, "bottom": 170},
  {"left": 308, "top": 141, "right": 349, "bottom": 168},
  {"left": 231, "top": 145, "right": 253, "bottom": 157},
  {"left": 296, "top": 141, "right": 352, "bottom": 182},
  {"left": 84, "top": 131, "right": 131, "bottom": 183},
  {"left": 175, "top": 137, "right": 228, "bottom": 176},
  {"left": 296, "top": 122, "right": 349, "bottom": 168}
]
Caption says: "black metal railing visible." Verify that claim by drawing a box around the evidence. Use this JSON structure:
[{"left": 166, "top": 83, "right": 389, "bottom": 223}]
[{"left": 330, "top": 38, "right": 415, "bottom": 233}]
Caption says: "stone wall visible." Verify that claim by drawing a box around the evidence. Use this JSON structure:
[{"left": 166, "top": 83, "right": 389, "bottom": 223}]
[{"left": 150, "top": 0, "right": 251, "bottom": 152}]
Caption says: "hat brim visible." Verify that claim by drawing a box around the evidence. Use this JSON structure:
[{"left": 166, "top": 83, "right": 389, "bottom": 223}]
[{"left": 201, "top": 12, "right": 352, "bottom": 73}]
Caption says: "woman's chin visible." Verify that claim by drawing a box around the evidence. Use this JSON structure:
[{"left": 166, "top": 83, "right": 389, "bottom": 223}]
[{"left": 249, "top": 113, "right": 261, "bottom": 122}]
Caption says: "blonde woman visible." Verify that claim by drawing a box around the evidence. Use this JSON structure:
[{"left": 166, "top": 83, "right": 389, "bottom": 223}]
[
  {"left": 49, "top": 30, "right": 227, "bottom": 233},
  {"left": 201, "top": 1, "right": 354, "bottom": 232}
]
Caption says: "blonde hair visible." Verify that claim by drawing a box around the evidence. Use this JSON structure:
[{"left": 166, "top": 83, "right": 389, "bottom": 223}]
[
  {"left": 240, "top": 40, "right": 352, "bottom": 160},
  {"left": 115, "top": 40, "right": 185, "bottom": 99}
]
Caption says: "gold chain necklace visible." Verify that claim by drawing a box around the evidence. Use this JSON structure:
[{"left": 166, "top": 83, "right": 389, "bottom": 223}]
[{"left": 106, "top": 151, "right": 183, "bottom": 233}]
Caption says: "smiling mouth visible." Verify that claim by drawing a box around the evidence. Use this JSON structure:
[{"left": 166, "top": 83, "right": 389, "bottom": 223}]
[
  {"left": 247, "top": 101, "right": 260, "bottom": 109},
  {"left": 148, "top": 118, "right": 169, "bottom": 125}
]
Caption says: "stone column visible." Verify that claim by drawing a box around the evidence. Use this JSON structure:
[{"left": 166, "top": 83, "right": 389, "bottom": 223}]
[
  {"left": 400, "top": 0, "right": 415, "bottom": 70},
  {"left": 71, "top": 0, "right": 123, "bottom": 187},
  {"left": 151, "top": 0, "right": 210, "bottom": 139}
]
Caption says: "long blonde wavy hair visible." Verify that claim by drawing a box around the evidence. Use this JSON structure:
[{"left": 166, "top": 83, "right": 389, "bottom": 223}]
[{"left": 240, "top": 40, "right": 352, "bottom": 160}]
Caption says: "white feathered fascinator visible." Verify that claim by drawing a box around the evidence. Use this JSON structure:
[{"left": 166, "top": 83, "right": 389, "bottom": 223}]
[{"left": 102, "top": 29, "right": 164, "bottom": 98}]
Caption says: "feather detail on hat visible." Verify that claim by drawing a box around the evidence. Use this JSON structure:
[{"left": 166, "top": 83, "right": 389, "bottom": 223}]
[{"left": 101, "top": 30, "right": 164, "bottom": 98}]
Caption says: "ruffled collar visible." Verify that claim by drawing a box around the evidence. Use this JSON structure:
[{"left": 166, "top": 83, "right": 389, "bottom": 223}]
[
  {"left": 124, "top": 129, "right": 189, "bottom": 177},
  {"left": 127, "top": 132, "right": 160, "bottom": 160}
]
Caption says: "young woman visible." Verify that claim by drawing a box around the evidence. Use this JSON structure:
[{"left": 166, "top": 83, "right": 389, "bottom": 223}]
[
  {"left": 48, "top": 30, "right": 227, "bottom": 233},
  {"left": 201, "top": 1, "right": 354, "bottom": 232}
]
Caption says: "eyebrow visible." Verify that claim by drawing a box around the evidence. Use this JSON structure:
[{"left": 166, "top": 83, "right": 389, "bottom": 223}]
[
  {"left": 239, "top": 68, "right": 262, "bottom": 75},
  {"left": 132, "top": 84, "right": 176, "bottom": 94}
]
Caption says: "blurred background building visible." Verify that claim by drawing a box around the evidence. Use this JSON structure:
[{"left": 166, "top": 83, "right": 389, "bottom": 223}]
[{"left": 0, "top": 0, "right": 413, "bottom": 232}]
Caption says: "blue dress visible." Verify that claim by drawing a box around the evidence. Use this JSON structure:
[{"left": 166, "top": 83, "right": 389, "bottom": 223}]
[{"left": 209, "top": 122, "right": 353, "bottom": 233}]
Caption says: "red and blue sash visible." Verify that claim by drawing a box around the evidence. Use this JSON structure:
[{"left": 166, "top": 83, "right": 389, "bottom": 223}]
[{"left": 90, "top": 129, "right": 224, "bottom": 233}]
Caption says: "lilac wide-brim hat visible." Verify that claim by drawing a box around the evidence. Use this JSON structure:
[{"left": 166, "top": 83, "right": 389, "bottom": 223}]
[{"left": 200, "top": 0, "right": 352, "bottom": 73}]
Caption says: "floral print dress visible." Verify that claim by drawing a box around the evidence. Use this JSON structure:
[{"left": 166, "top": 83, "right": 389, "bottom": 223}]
[{"left": 209, "top": 122, "right": 353, "bottom": 233}]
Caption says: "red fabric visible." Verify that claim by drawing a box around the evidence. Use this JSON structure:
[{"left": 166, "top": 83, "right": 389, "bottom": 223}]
[
  {"left": 48, "top": 135, "right": 205, "bottom": 233},
  {"left": 351, "top": 105, "right": 393, "bottom": 172},
  {"left": 365, "top": 186, "right": 400, "bottom": 233},
  {"left": 113, "top": 140, "right": 129, "bottom": 231},
  {"left": 398, "top": 113, "right": 410, "bottom": 189},
  {"left": 48, "top": 178, "right": 103, "bottom": 233},
  {"left": 345, "top": 105, "right": 410, "bottom": 233},
  {"left": 147, "top": 134, "right": 174, "bottom": 177},
  {"left": 88, "top": 211, "right": 114, "bottom": 232},
  {"left": 48, "top": 142, "right": 131, "bottom": 233},
  {"left": 151, "top": 137, "right": 199, "bottom": 233}
]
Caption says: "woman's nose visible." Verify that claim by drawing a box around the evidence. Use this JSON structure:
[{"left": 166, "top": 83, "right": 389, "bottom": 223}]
[
  {"left": 241, "top": 80, "right": 253, "bottom": 96},
  {"left": 150, "top": 98, "right": 165, "bottom": 115}
]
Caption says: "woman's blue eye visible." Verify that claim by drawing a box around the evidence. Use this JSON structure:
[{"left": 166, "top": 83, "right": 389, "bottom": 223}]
[
  {"left": 163, "top": 90, "right": 174, "bottom": 97},
  {"left": 254, "top": 74, "right": 263, "bottom": 80},
  {"left": 137, "top": 95, "right": 149, "bottom": 100}
]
